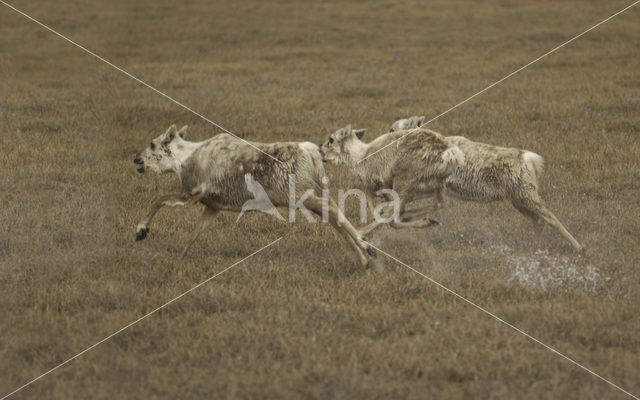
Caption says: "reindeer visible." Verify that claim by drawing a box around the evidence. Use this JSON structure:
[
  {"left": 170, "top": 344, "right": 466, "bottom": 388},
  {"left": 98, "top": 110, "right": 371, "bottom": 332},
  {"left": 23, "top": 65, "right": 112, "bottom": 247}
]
[
  {"left": 132, "top": 125, "right": 376, "bottom": 267},
  {"left": 319, "top": 125, "right": 464, "bottom": 236},
  {"left": 388, "top": 116, "right": 584, "bottom": 251}
]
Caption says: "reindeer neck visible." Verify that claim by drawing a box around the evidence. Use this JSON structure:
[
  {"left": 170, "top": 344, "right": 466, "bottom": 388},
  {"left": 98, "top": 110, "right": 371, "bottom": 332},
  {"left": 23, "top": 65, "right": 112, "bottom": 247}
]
[
  {"left": 171, "top": 139, "right": 205, "bottom": 174},
  {"left": 342, "top": 140, "right": 369, "bottom": 167}
]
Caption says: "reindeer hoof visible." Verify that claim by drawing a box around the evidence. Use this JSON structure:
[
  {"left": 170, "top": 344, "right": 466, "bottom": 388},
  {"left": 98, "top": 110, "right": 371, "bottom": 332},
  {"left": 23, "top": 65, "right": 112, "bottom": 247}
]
[
  {"left": 366, "top": 246, "right": 377, "bottom": 258},
  {"left": 135, "top": 226, "right": 149, "bottom": 241}
]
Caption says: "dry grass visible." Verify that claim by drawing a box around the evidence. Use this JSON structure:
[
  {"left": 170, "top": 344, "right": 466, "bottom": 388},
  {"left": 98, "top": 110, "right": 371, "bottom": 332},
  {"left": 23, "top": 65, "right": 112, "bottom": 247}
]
[{"left": 1, "top": 0, "right": 639, "bottom": 398}]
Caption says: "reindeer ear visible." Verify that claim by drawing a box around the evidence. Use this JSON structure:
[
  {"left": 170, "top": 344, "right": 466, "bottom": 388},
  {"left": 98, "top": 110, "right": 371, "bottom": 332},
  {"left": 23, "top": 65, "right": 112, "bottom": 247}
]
[
  {"left": 354, "top": 128, "right": 366, "bottom": 140},
  {"left": 177, "top": 125, "right": 188, "bottom": 139},
  {"left": 162, "top": 125, "right": 177, "bottom": 145},
  {"left": 335, "top": 125, "right": 352, "bottom": 140},
  {"left": 162, "top": 131, "right": 175, "bottom": 145}
]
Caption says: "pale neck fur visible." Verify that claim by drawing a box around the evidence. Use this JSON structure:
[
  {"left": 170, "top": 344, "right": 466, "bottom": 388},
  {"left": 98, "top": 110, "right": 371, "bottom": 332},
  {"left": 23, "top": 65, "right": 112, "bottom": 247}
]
[
  {"left": 166, "top": 138, "right": 205, "bottom": 174},
  {"left": 341, "top": 139, "right": 369, "bottom": 168}
]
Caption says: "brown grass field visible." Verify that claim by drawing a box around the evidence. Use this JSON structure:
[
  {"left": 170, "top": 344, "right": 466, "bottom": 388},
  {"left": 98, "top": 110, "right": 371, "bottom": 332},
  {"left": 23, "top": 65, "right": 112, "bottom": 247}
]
[{"left": 1, "top": 0, "right": 639, "bottom": 398}]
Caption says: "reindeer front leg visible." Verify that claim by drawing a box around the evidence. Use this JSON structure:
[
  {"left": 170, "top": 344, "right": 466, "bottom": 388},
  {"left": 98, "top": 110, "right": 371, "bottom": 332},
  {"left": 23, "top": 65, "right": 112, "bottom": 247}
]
[
  {"left": 135, "top": 192, "right": 192, "bottom": 241},
  {"left": 180, "top": 207, "right": 220, "bottom": 258},
  {"left": 391, "top": 189, "right": 443, "bottom": 225}
]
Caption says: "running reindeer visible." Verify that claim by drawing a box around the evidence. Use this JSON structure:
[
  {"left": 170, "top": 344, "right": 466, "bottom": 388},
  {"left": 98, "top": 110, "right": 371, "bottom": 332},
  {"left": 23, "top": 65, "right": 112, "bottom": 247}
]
[
  {"left": 133, "top": 125, "right": 376, "bottom": 267},
  {"left": 320, "top": 125, "right": 465, "bottom": 236},
  {"left": 387, "top": 116, "right": 584, "bottom": 251}
]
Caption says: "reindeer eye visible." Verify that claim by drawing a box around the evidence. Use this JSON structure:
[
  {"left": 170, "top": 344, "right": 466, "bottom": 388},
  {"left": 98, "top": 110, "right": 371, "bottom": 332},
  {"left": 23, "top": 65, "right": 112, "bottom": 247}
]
[
  {"left": 329, "top": 138, "right": 334, "bottom": 144},
  {"left": 150, "top": 142, "right": 156, "bottom": 150}
]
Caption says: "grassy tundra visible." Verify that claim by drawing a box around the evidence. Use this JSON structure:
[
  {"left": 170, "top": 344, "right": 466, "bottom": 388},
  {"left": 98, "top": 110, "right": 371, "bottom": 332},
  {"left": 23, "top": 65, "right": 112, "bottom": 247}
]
[{"left": 1, "top": 0, "right": 639, "bottom": 399}]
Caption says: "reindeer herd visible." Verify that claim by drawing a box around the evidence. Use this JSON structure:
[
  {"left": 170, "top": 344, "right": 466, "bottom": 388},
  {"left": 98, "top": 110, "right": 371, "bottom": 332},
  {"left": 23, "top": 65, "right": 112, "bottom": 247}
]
[{"left": 133, "top": 117, "right": 584, "bottom": 268}]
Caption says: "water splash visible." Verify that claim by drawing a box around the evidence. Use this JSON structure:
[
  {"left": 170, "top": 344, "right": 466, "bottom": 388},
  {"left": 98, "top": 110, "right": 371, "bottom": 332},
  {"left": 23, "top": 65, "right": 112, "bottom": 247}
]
[{"left": 494, "top": 247, "right": 605, "bottom": 293}]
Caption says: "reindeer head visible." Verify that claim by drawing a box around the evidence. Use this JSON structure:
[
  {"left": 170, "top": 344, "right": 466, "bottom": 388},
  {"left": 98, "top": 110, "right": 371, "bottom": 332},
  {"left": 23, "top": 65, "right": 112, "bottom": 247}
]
[
  {"left": 389, "top": 116, "right": 425, "bottom": 132},
  {"left": 320, "top": 125, "right": 366, "bottom": 165},
  {"left": 133, "top": 125, "right": 188, "bottom": 174}
]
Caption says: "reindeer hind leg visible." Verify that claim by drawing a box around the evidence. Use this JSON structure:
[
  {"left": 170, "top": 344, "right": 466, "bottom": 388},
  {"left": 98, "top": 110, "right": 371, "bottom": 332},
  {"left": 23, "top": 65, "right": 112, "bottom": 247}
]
[
  {"left": 514, "top": 199, "right": 583, "bottom": 252},
  {"left": 535, "top": 205, "right": 584, "bottom": 252},
  {"left": 305, "top": 195, "right": 374, "bottom": 267}
]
